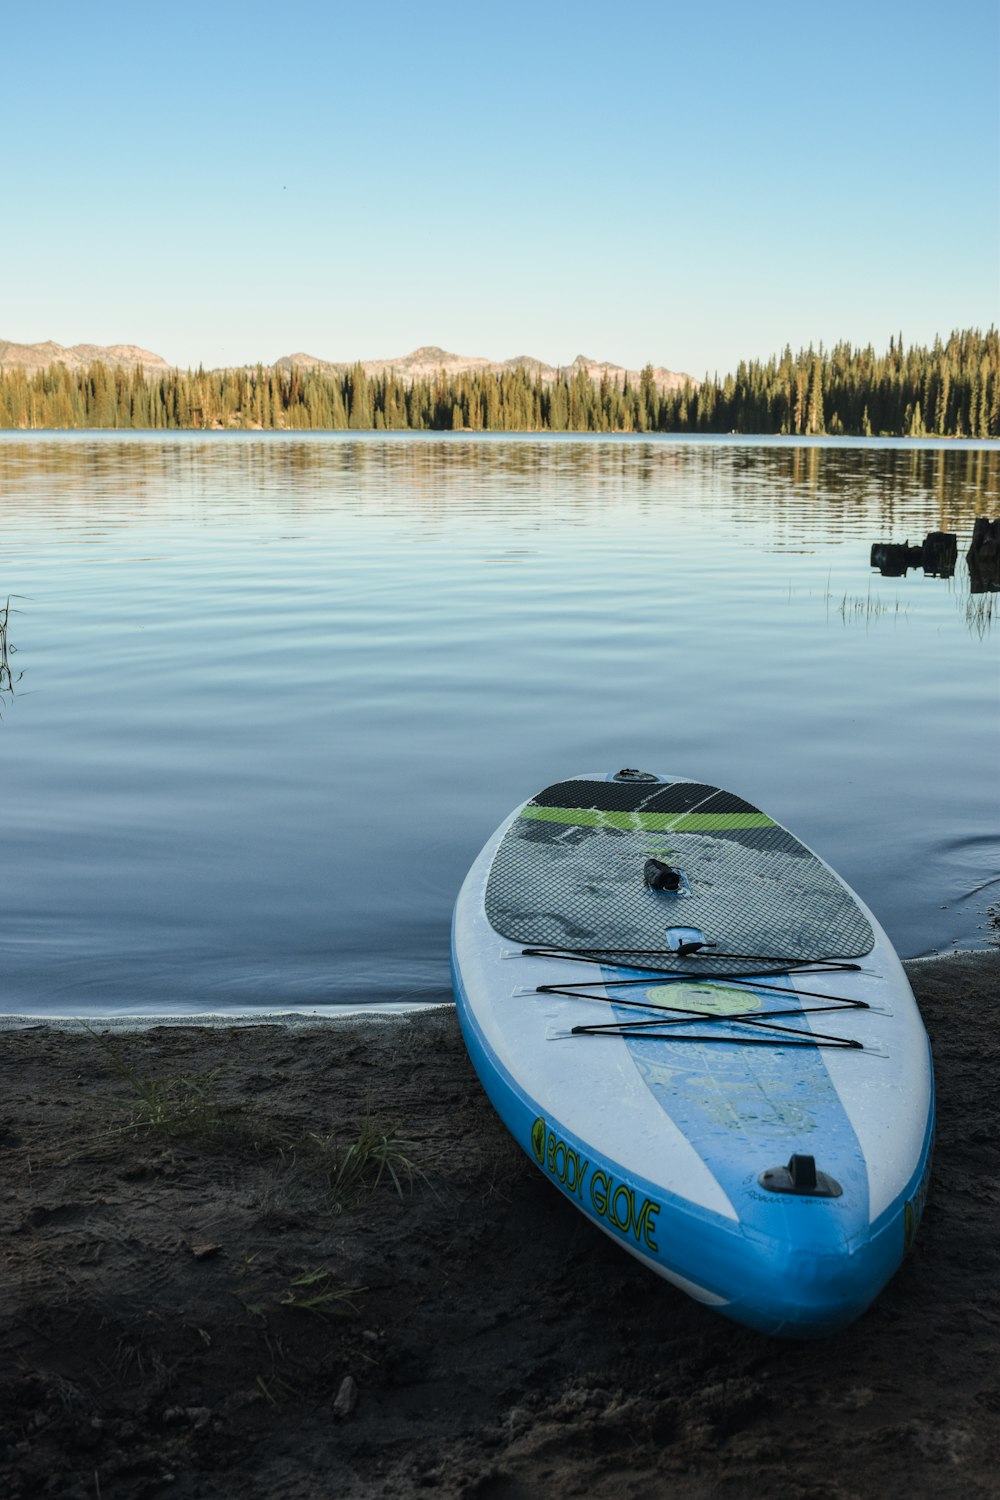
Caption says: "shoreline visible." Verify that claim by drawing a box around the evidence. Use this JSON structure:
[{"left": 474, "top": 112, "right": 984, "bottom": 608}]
[
  {"left": 2, "top": 427, "right": 999, "bottom": 447},
  {"left": 2, "top": 948, "right": 997, "bottom": 1036},
  {"left": 2, "top": 949, "right": 997, "bottom": 1498},
  {"left": 0, "top": 1003, "right": 452, "bottom": 1035}
]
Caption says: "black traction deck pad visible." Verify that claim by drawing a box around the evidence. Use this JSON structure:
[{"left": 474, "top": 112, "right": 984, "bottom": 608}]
[{"left": 484, "top": 778, "right": 875, "bottom": 976}]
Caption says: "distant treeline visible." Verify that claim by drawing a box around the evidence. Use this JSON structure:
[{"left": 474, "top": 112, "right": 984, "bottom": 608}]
[{"left": 0, "top": 328, "right": 996, "bottom": 437}]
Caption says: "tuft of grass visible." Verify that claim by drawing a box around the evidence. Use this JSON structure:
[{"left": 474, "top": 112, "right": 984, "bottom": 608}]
[
  {"left": 308, "top": 1108, "right": 420, "bottom": 1210},
  {"left": 254, "top": 1331, "right": 296, "bottom": 1405},
  {"left": 0, "top": 594, "right": 26, "bottom": 711},
  {"left": 835, "top": 586, "right": 907, "bottom": 624},
  {"left": 966, "top": 590, "right": 996, "bottom": 637},
  {"left": 82, "top": 1024, "right": 247, "bottom": 1142},
  {"left": 279, "top": 1267, "right": 365, "bottom": 1317}
]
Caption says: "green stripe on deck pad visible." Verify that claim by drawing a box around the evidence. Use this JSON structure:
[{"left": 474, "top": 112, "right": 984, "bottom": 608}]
[{"left": 520, "top": 805, "right": 776, "bottom": 832}]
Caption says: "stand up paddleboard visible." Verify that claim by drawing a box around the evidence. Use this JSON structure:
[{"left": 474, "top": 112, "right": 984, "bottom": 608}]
[{"left": 451, "top": 771, "right": 934, "bottom": 1338}]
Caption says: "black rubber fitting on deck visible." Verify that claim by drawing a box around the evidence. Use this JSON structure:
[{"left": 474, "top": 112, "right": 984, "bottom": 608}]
[
  {"left": 759, "top": 1153, "right": 843, "bottom": 1198},
  {"left": 644, "top": 858, "right": 682, "bottom": 892}
]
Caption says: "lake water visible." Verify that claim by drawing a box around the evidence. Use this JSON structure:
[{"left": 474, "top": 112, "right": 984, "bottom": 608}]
[{"left": 1, "top": 433, "right": 997, "bottom": 1020}]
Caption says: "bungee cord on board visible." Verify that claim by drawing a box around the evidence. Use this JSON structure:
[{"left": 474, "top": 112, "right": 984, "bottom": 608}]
[{"left": 518, "top": 945, "right": 871, "bottom": 1050}]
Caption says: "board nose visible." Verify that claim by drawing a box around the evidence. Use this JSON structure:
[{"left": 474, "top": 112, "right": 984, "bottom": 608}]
[{"left": 724, "top": 1173, "right": 882, "bottom": 1336}]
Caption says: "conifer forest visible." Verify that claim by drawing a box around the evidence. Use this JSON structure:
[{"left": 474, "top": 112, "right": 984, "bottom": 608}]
[{"left": 0, "top": 329, "right": 995, "bottom": 438}]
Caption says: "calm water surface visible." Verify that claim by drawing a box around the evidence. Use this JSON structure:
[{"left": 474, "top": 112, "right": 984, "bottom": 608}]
[{"left": 1, "top": 433, "right": 997, "bottom": 1018}]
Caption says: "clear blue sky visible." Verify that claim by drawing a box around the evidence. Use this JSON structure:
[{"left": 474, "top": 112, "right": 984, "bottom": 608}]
[{"left": 5, "top": 0, "right": 998, "bottom": 374}]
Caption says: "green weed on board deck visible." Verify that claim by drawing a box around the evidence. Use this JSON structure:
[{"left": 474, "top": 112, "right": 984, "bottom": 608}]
[{"left": 531, "top": 1117, "right": 661, "bottom": 1253}]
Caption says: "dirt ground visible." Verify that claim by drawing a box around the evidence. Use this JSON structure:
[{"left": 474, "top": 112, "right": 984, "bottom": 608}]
[{"left": 1, "top": 950, "right": 998, "bottom": 1500}]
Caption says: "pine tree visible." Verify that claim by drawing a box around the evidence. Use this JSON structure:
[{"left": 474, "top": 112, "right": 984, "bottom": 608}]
[
  {"left": 807, "top": 358, "right": 825, "bottom": 435},
  {"left": 348, "top": 365, "right": 373, "bottom": 429}
]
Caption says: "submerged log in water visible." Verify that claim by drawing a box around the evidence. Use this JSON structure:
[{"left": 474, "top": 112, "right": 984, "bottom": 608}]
[
  {"left": 870, "top": 531, "right": 958, "bottom": 578},
  {"left": 967, "top": 516, "right": 1000, "bottom": 593},
  {"left": 921, "top": 531, "right": 958, "bottom": 577},
  {"left": 870, "top": 540, "right": 928, "bottom": 577}
]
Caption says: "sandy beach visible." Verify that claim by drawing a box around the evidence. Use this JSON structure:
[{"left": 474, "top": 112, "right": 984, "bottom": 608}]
[{"left": 2, "top": 949, "right": 998, "bottom": 1499}]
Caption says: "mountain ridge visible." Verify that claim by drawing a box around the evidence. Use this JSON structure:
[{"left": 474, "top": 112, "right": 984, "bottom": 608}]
[
  {"left": 0, "top": 339, "right": 174, "bottom": 377},
  {"left": 0, "top": 338, "right": 697, "bottom": 391},
  {"left": 273, "top": 345, "right": 696, "bottom": 391}
]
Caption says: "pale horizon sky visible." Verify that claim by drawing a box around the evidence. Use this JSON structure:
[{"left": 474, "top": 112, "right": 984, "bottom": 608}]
[{"left": 5, "top": 0, "right": 999, "bottom": 376}]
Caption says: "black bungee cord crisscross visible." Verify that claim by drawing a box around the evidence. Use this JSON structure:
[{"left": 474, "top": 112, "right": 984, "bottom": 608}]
[{"left": 518, "top": 943, "right": 869, "bottom": 1051}]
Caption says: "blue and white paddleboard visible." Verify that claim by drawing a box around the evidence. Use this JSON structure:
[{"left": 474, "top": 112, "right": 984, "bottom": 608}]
[{"left": 451, "top": 771, "right": 934, "bottom": 1339}]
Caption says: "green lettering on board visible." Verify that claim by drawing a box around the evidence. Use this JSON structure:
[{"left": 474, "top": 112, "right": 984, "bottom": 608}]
[{"left": 530, "top": 1117, "right": 660, "bottom": 1252}]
